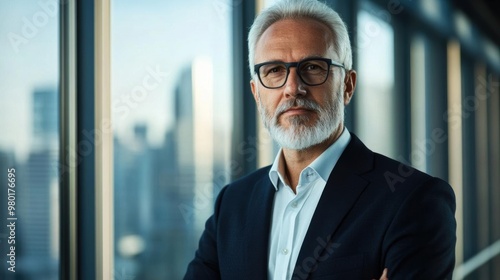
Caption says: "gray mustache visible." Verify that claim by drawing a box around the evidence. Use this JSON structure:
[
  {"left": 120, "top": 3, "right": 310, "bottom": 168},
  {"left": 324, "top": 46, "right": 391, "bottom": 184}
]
[{"left": 275, "top": 98, "right": 321, "bottom": 117}]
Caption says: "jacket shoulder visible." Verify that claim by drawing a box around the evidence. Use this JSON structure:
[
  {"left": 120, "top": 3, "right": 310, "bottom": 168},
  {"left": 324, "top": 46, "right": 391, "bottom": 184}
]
[
  {"left": 368, "top": 152, "right": 453, "bottom": 196},
  {"left": 223, "top": 165, "right": 272, "bottom": 194}
]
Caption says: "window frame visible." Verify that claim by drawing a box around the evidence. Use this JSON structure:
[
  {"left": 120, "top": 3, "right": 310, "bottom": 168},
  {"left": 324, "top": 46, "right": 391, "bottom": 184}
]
[{"left": 60, "top": 0, "right": 113, "bottom": 279}]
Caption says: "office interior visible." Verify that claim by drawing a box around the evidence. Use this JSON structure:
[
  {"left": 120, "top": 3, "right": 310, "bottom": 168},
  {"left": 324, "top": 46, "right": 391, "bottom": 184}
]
[{"left": 0, "top": 0, "right": 499, "bottom": 279}]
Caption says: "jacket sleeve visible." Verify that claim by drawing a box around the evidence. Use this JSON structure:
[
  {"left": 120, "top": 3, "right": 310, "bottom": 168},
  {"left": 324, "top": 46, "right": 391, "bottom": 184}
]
[
  {"left": 183, "top": 186, "right": 227, "bottom": 280},
  {"left": 383, "top": 177, "right": 456, "bottom": 279}
]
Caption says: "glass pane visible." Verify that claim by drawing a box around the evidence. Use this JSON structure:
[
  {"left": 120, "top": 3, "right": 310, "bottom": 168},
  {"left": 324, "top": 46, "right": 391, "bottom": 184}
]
[
  {"left": 111, "top": 1, "right": 233, "bottom": 279},
  {"left": 410, "top": 35, "right": 427, "bottom": 172},
  {"left": 355, "top": 2, "right": 397, "bottom": 158},
  {"left": 410, "top": 33, "right": 448, "bottom": 177},
  {"left": 0, "top": 1, "right": 60, "bottom": 279}
]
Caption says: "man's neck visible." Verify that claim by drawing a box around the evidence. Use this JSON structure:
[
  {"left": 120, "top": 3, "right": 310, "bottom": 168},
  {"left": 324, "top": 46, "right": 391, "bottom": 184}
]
[{"left": 282, "top": 124, "right": 344, "bottom": 193}]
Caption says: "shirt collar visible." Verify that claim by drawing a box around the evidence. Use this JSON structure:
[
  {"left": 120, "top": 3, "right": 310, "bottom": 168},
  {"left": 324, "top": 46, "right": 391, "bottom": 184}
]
[{"left": 269, "top": 127, "right": 351, "bottom": 191}]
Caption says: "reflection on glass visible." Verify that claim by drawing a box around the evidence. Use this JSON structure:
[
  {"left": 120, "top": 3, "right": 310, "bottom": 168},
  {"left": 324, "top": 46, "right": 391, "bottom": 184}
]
[
  {"left": 0, "top": 1, "right": 60, "bottom": 280},
  {"left": 111, "top": 1, "right": 232, "bottom": 279},
  {"left": 410, "top": 35, "right": 427, "bottom": 172},
  {"left": 355, "top": 3, "right": 397, "bottom": 158}
]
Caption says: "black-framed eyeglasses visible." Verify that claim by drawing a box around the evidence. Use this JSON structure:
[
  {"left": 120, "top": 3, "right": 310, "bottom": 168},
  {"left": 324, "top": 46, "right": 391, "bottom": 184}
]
[{"left": 254, "top": 57, "right": 345, "bottom": 89}]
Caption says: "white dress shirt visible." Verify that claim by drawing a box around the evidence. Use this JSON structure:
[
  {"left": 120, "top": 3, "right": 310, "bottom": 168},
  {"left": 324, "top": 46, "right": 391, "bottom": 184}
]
[{"left": 267, "top": 128, "right": 351, "bottom": 280}]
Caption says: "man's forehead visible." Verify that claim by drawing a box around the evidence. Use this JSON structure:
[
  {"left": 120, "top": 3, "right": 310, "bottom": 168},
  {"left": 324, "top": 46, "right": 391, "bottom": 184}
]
[
  {"left": 259, "top": 18, "right": 333, "bottom": 40},
  {"left": 254, "top": 18, "right": 336, "bottom": 62}
]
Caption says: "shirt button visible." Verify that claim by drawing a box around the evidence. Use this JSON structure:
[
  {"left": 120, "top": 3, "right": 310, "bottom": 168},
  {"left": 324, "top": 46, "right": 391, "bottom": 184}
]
[
  {"left": 282, "top": 248, "right": 289, "bottom": 255},
  {"left": 291, "top": 202, "right": 298, "bottom": 208}
]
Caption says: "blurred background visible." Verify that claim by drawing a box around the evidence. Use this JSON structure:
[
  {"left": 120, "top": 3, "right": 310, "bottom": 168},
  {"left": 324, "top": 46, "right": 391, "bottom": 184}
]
[{"left": 0, "top": 0, "right": 499, "bottom": 279}]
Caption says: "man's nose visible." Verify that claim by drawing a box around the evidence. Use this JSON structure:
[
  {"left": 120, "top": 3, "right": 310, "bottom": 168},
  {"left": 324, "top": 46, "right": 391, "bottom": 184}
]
[{"left": 283, "top": 68, "right": 306, "bottom": 98}]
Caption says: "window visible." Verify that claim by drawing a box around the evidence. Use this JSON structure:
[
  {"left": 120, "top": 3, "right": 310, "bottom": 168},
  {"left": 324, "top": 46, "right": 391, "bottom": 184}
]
[
  {"left": 355, "top": 1, "right": 398, "bottom": 158},
  {"left": 111, "top": 1, "right": 233, "bottom": 278},
  {"left": 0, "top": 1, "right": 60, "bottom": 279},
  {"left": 410, "top": 32, "right": 449, "bottom": 176}
]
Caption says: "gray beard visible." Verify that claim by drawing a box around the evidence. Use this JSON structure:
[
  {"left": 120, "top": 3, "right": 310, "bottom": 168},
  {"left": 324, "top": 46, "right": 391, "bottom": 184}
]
[{"left": 258, "top": 92, "right": 344, "bottom": 151}]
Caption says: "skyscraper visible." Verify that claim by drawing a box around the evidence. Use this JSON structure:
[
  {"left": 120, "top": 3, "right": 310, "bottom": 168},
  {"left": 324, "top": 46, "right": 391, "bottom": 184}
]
[
  {"left": 114, "top": 59, "right": 221, "bottom": 279},
  {"left": 17, "top": 87, "right": 59, "bottom": 279},
  {"left": 33, "top": 87, "right": 59, "bottom": 150}
]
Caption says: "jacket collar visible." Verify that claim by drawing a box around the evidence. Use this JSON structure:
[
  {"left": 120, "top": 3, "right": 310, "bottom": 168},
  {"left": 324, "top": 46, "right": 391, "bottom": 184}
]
[
  {"left": 243, "top": 173, "right": 276, "bottom": 279},
  {"left": 292, "top": 132, "right": 374, "bottom": 279},
  {"left": 242, "top": 133, "right": 374, "bottom": 280}
]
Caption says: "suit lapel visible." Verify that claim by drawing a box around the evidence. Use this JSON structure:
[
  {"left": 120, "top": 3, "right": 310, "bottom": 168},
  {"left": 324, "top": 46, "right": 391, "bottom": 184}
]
[
  {"left": 243, "top": 174, "right": 275, "bottom": 279},
  {"left": 292, "top": 134, "right": 374, "bottom": 279}
]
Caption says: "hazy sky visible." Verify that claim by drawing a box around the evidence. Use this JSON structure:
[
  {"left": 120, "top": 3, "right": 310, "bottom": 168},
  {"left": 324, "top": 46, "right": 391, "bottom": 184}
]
[
  {"left": 0, "top": 0, "right": 59, "bottom": 161},
  {"left": 110, "top": 0, "right": 232, "bottom": 146},
  {"left": 0, "top": 0, "right": 232, "bottom": 161}
]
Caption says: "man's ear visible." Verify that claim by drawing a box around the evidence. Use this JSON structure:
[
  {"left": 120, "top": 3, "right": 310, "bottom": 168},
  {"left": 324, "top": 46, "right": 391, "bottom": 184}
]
[
  {"left": 250, "top": 79, "right": 259, "bottom": 104},
  {"left": 343, "top": 70, "right": 357, "bottom": 106}
]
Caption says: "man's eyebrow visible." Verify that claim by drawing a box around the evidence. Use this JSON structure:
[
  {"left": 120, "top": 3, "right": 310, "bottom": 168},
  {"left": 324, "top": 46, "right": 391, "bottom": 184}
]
[{"left": 260, "top": 59, "right": 285, "bottom": 64}]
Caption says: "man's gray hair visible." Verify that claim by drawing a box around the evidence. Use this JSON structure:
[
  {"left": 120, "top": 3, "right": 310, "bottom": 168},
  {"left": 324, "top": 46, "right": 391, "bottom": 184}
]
[{"left": 247, "top": 0, "right": 353, "bottom": 77}]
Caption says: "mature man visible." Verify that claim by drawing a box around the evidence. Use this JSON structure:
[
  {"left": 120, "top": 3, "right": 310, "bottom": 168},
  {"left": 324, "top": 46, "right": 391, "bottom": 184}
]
[{"left": 184, "top": 0, "right": 456, "bottom": 279}]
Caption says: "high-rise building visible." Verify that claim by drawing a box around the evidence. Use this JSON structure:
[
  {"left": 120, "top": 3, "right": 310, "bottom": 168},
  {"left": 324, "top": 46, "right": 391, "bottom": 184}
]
[
  {"left": 114, "top": 59, "right": 221, "bottom": 279},
  {"left": 16, "top": 87, "right": 59, "bottom": 279},
  {"left": 114, "top": 124, "right": 155, "bottom": 279},
  {"left": 138, "top": 65, "right": 198, "bottom": 279},
  {"left": 33, "top": 87, "right": 59, "bottom": 150}
]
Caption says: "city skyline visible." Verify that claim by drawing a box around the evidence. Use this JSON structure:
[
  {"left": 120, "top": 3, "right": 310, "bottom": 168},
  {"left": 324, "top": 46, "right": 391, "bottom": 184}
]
[
  {"left": 0, "top": 0, "right": 233, "bottom": 162},
  {"left": 113, "top": 59, "right": 230, "bottom": 279}
]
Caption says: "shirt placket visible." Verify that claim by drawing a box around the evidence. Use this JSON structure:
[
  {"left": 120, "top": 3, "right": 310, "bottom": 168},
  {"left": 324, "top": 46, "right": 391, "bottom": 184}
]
[
  {"left": 287, "top": 170, "right": 319, "bottom": 277},
  {"left": 274, "top": 190, "right": 299, "bottom": 280}
]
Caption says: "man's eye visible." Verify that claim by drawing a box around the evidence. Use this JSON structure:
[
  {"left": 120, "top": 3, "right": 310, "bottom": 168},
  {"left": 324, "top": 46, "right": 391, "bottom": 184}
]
[
  {"left": 301, "top": 62, "right": 326, "bottom": 74},
  {"left": 265, "top": 66, "right": 285, "bottom": 75},
  {"left": 303, "top": 63, "right": 324, "bottom": 70}
]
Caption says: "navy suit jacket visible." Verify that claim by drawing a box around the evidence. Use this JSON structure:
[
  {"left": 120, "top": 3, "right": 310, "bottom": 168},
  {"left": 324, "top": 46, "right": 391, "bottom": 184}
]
[{"left": 184, "top": 133, "right": 456, "bottom": 279}]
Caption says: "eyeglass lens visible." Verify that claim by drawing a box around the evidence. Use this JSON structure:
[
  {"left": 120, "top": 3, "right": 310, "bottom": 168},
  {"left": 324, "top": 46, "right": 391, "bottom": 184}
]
[{"left": 258, "top": 59, "right": 329, "bottom": 88}]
